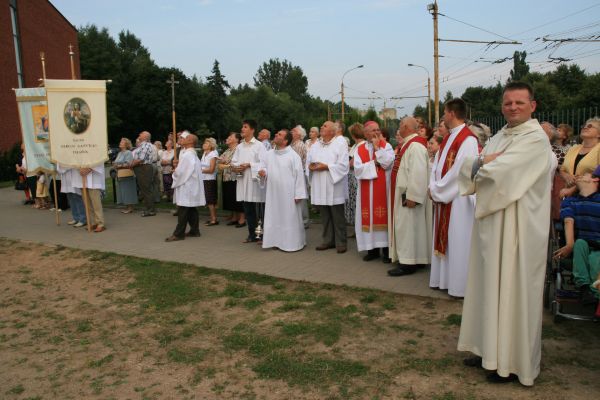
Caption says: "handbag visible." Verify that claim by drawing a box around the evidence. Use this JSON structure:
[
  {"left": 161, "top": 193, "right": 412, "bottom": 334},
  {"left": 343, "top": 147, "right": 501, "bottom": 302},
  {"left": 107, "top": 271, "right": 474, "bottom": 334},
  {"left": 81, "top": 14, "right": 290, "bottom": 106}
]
[
  {"left": 14, "top": 175, "right": 27, "bottom": 190},
  {"left": 117, "top": 168, "right": 135, "bottom": 178}
]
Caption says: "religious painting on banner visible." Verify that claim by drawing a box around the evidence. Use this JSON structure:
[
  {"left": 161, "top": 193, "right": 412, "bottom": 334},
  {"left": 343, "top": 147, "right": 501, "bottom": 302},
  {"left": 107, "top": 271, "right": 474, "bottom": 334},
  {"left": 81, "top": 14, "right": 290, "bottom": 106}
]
[
  {"left": 45, "top": 79, "right": 108, "bottom": 168},
  {"left": 15, "top": 87, "right": 54, "bottom": 175}
]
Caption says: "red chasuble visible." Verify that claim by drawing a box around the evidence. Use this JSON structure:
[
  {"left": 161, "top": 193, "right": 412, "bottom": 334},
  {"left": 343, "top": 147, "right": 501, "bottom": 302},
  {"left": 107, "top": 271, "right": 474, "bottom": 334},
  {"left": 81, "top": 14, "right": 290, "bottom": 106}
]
[
  {"left": 433, "top": 126, "right": 479, "bottom": 256},
  {"left": 357, "top": 140, "right": 388, "bottom": 232}
]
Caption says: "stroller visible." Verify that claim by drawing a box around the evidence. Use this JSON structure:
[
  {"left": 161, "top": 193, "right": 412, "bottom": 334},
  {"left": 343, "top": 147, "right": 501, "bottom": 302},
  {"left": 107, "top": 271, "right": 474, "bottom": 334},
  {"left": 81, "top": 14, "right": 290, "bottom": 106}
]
[{"left": 544, "top": 221, "right": 600, "bottom": 322}]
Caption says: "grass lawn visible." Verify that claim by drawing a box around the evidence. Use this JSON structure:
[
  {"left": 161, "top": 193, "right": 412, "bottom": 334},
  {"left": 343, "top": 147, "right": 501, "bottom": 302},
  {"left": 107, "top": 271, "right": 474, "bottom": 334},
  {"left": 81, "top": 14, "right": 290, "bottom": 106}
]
[{"left": 0, "top": 238, "right": 598, "bottom": 399}]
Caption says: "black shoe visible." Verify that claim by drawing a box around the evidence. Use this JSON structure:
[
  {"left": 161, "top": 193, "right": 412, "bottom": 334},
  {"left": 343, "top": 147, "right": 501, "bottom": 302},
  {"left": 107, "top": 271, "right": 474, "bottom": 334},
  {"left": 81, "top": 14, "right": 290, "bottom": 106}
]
[
  {"left": 141, "top": 211, "right": 156, "bottom": 217},
  {"left": 463, "top": 356, "right": 482, "bottom": 368},
  {"left": 226, "top": 221, "right": 237, "bottom": 226},
  {"left": 316, "top": 243, "right": 335, "bottom": 251},
  {"left": 382, "top": 258, "right": 392, "bottom": 264},
  {"left": 486, "top": 372, "right": 518, "bottom": 384},
  {"left": 185, "top": 231, "right": 201, "bottom": 237},
  {"left": 235, "top": 222, "right": 247, "bottom": 228},
  {"left": 580, "top": 286, "right": 598, "bottom": 306},
  {"left": 387, "top": 266, "right": 416, "bottom": 276},
  {"left": 363, "top": 250, "right": 380, "bottom": 262}
]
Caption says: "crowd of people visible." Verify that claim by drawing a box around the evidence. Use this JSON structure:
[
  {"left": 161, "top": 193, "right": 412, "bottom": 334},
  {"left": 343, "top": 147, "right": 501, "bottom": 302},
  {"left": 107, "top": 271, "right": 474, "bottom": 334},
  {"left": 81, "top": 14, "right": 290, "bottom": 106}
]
[{"left": 13, "top": 81, "right": 600, "bottom": 387}]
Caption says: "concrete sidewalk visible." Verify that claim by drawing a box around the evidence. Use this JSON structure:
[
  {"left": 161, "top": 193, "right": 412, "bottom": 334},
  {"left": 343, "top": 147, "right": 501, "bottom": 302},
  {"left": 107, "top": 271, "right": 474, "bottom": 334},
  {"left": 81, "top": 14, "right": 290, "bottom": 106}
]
[{"left": 0, "top": 187, "right": 448, "bottom": 299}]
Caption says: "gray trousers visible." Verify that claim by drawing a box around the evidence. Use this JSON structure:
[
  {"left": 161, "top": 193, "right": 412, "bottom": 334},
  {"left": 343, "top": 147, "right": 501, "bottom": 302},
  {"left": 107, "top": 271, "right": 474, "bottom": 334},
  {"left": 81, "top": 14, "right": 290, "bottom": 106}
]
[
  {"left": 318, "top": 204, "right": 347, "bottom": 248},
  {"left": 134, "top": 164, "right": 155, "bottom": 213}
]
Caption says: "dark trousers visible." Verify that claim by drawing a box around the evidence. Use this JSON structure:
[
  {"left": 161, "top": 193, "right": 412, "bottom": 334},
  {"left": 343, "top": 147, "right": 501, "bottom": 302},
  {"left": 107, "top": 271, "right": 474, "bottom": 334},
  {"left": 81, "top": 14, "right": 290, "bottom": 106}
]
[
  {"left": 134, "top": 164, "right": 155, "bottom": 213},
  {"left": 26, "top": 176, "right": 37, "bottom": 200},
  {"left": 243, "top": 201, "right": 263, "bottom": 240},
  {"left": 318, "top": 204, "right": 347, "bottom": 248},
  {"left": 173, "top": 206, "right": 199, "bottom": 238}
]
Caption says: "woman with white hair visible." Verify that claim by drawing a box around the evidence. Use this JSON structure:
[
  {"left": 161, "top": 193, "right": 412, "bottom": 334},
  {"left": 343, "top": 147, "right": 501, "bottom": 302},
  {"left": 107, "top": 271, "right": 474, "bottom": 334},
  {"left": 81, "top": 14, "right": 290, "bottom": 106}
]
[
  {"left": 306, "top": 126, "right": 319, "bottom": 150},
  {"left": 201, "top": 137, "right": 219, "bottom": 225}
]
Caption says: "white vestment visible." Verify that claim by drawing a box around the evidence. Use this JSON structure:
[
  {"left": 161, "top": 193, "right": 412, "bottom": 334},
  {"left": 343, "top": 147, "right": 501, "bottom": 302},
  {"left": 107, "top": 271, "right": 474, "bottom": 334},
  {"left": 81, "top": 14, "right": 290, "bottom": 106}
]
[
  {"left": 457, "top": 119, "right": 553, "bottom": 386},
  {"left": 261, "top": 147, "right": 307, "bottom": 252},
  {"left": 429, "top": 124, "right": 479, "bottom": 297},
  {"left": 232, "top": 137, "right": 266, "bottom": 202},
  {"left": 71, "top": 164, "right": 105, "bottom": 190},
  {"left": 306, "top": 139, "right": 349, "bottom": 206},
  {"left": 389, "top": 134, "right": 432, "bottom": 264},
  {"left": 172, "top": 148, "right": 206, "bottom": 207},
  {"left": 353, "top": 141, "right": 394, "bottom": 251},
  {"left": 56, "top": 163, "right": 78, "bottom": 194}
]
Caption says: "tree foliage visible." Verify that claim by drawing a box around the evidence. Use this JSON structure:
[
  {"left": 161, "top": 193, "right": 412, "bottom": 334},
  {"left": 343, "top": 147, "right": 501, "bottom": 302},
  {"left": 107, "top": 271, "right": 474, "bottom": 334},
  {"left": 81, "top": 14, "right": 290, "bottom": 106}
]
[{"left": 253, "top": 58, "right": 309, "bottom": 101}]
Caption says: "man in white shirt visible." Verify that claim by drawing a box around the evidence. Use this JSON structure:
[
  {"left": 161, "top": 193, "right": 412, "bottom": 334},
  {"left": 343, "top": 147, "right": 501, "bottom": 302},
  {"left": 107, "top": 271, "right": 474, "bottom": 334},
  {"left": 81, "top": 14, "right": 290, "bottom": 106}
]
[{"left": 232, "top": 119, "right": 267, "bottom": 243}]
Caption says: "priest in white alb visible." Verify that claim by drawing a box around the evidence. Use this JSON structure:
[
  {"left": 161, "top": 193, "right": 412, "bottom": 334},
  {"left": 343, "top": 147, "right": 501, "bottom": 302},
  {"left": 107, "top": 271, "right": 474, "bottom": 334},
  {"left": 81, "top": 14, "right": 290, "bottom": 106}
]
[
  {"left": 259, "top": 129, "right": 307, "bottom": 252},
  {"left": 165, "top": 132, "right": 205, "bottom": 242},
  {"left": 457, "top": 82, "right": 553, "bottom": 386},
  {"left": 353, "top": 121, "right": 394, "bottom": 262},
  {"left": 306, "top": 121, "right": 349, "bottom": 253},
  {"left": 388, "top": 116, "right": 431, "bottom": 276},
  {"left": 429, "top": 99, "right": 479, "bottom": 297}
]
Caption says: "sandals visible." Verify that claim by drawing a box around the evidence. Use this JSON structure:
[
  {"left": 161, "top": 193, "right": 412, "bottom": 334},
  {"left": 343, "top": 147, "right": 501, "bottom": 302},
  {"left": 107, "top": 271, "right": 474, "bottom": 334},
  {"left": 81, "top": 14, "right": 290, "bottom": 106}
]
[{"left": 205, "top": 220, "right": 219, "bottom": 226}]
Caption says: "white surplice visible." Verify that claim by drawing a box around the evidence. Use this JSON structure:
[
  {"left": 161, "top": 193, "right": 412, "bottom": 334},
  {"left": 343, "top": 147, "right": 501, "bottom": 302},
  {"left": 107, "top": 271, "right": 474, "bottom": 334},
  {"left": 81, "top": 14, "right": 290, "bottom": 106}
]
[
  {"left": 56, "top": 163, "right": 78, "bottom": 194},
  {"left": 429, "top": 124, "right": 479, "bottom": 297},
  {"left": 306, "top": 139, "right": 349, "bottom": 206},
  {"left": 172, "top": 148, "right": 205, "bottom": 207},
  {"left": 390, "top": 134, "right": 432, "bottom": 264},
  {"left": 71, "top": 163, "right": 105, "bottom": 190},
  {"left": 353, "top": 141, "right": 394, "bottom": 251},
  {"left": 261, "top": 147, "right": 307, "bottom": 252},
  {"left": 457, "top": 119, "right": 553, "bottom": 386},
  {"left": 232, "top": 137, "right": 267, "bottom": 203}
]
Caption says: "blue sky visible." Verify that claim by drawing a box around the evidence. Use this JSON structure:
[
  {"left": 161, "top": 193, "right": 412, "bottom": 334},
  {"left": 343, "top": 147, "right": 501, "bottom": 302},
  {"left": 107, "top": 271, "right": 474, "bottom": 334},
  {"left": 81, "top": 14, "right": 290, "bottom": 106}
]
[{"left": 51, "top": 0, "right": 600, "bottom": 114}]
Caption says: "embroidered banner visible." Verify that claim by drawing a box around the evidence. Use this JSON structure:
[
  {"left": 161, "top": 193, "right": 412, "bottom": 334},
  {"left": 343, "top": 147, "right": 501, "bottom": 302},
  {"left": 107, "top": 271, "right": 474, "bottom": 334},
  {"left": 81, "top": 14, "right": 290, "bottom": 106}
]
[
  {"left": 45, "top": 79, "right": 108, "bottom": 168},
  {"left": 15, "top": 87, "right": 54, "bottom": 175}
]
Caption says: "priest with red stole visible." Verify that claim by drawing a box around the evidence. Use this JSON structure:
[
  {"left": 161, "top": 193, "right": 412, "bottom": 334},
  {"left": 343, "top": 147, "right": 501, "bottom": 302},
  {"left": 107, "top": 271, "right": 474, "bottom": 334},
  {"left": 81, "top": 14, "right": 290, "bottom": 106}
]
[
  {"left": 353, "top": 121, "right": 395, "bottom": 262},
  {"left": 429, "top": 98, "right": 479, "bottom": 297}
]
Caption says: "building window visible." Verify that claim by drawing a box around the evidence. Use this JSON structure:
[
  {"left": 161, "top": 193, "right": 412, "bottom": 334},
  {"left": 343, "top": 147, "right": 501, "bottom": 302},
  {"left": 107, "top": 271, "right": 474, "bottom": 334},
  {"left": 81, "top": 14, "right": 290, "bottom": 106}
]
[{"left": 9, "top": 0, "right": 24, "bottom": 88}]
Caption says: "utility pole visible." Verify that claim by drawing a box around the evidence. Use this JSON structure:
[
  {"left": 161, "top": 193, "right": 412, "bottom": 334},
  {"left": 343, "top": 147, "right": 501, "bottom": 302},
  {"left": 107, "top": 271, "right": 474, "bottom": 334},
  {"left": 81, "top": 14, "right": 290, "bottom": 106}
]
[
  {"left": 340, "top": 65, "right": 364, "bottom": 122},
  {"left": 428, "top": 1, "right": 439, "bottom": 125},
  {"left": 166, "top": 74, "right": 179, "bottom": 161}
]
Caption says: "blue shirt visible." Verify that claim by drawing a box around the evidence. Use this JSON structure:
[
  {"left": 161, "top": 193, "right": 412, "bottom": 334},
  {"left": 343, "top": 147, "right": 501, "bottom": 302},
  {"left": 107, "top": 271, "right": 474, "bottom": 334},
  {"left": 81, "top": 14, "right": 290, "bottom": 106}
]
[{"left": 560, "top": 192, "right": 600, "bottom": 242}]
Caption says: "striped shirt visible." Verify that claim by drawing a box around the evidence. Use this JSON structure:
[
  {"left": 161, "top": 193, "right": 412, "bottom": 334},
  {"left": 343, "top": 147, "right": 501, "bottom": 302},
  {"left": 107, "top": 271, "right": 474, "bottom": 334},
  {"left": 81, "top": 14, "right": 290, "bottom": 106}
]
[{"left": 560, "top": 192, "right": 600, "bottom": 242}]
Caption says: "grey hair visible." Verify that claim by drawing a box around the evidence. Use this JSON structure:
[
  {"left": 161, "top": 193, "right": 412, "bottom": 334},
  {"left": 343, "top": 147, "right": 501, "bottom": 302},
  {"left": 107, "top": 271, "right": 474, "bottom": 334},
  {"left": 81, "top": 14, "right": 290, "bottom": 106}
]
[
  {"left": 204, "top": 137, "right": 217, "bottom": 150},
  {"left": 468, "top": 122, "right": 491, "bottom": 147},
  {"left": 541, "top": 121, "right": 558, "bottom": 141},
  {"left": 295, "top": 125, "right": 307, "bottom": 140}
]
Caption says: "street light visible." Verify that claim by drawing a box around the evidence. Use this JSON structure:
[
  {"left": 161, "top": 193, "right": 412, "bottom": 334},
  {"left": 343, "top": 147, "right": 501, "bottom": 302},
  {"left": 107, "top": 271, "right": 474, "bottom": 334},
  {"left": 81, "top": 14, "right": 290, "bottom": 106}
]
[
  {"left": 340, "top": 65, "right": 364, "bottom": 121},
  {"left": 408, "top": 63, "right": 432, "bottom": 127}
]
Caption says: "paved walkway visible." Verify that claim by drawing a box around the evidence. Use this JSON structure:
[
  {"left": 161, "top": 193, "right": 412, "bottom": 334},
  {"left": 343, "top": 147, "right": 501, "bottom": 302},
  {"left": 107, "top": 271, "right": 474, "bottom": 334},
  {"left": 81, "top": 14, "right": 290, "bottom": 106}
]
[{"left": 0, "top": 187, "right": 448, "bottom": 299}]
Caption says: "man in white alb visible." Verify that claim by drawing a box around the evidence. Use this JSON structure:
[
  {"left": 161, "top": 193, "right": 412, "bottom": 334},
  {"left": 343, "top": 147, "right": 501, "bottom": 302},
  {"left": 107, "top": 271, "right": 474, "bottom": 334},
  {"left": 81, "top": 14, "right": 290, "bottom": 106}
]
[
  {"left": 458, "top": 81, "right": 554, "bottom": 386},
  {"left": 259, "top": 129, "right": 307, "bottom": 252},
  {"left": 429, "top": 98, "right": 479, "bottom": 297},
  {"left": 306, "top": 121, "right": 349, "bottom": 253}
]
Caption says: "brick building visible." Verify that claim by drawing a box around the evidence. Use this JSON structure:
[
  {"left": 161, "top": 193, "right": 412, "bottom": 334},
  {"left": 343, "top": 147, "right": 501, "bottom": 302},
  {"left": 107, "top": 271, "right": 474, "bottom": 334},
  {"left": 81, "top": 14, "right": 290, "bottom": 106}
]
[{"left": 0, "top": 0, "right": 80, "bottom": 151}]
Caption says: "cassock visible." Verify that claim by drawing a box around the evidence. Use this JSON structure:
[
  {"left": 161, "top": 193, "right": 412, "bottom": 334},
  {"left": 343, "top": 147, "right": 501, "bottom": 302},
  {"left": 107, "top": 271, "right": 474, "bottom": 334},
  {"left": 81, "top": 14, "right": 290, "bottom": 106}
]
[
  {"left": 457, "top": 119, "right": 553, "bottom": 386},
  {"left": 429, "top": 124, "right": 479, "bottom": 297},
  {"left": 306, "top": 139, "right": 349, "bottom": 206},
  {"left": 232, "top": 137, "right": 266, "bottom": 203},
  {"left": 172, "top": 148, "right": 205, "bottom": 207},
  {"left": 353, "top": 141, "right": 394, "bottom": 251},
  {"left": 261, "top": 147, "right": 307, "bottom": 252},
  {"left": 390, "top": 133, "right": 431, "bottom": 264}
]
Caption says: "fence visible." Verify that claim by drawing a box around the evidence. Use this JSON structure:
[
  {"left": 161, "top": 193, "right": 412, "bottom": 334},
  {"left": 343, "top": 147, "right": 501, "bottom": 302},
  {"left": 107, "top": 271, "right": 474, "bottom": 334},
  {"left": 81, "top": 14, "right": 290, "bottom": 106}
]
[{"left": 478, "top": 107, "right": 599, "bottom": 139}]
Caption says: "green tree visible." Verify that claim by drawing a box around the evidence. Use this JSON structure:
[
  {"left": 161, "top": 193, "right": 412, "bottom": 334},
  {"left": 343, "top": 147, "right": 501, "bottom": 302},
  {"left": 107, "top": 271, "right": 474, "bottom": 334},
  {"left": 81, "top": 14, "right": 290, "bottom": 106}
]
[
  {"left": 508, "top": 51, "right": 530, "bottom": 82},
  {"left": 253, "top": 58, "right": 308, "bottom": 101},
  {"left": 206, "top": 60, "right": 231, "bottom": 141}
]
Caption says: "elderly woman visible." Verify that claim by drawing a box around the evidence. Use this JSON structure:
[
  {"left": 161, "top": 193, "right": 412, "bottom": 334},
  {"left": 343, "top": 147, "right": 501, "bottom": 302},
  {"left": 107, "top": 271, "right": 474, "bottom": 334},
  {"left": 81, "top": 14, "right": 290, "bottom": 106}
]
[
  {"left": 560, "top": 117, "right": 600, "bottom": 198},
  {"left": 161, "top": 139, "right": 175, "bottom": 202},
  {"left": 218, "top": 132, "right": 245, "bottom": 227},
  {"left": 554, "top": 123, "right": 573, "bottom": 167},
  {"left": 201, "top": 137, "right": 219, "bottom": 225},
  {"left": 113, "top": 137, "right": 138, "bottom": 214},
  {"left": 345, "top": 123, "right": 365, "bottom": 228},
  {"left": 306, "top": 126, "right": 319, "bottom": 150}
]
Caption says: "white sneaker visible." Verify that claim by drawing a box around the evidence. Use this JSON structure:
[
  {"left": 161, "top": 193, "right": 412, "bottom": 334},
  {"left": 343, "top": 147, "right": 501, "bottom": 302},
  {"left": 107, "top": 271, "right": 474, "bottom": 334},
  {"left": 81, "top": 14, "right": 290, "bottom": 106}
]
[
  {"left": 67, "top": 220, "right": 77, "bottom": 225},
  {"left": 74, "top": 222, "right": 85, "bottom": 228}
]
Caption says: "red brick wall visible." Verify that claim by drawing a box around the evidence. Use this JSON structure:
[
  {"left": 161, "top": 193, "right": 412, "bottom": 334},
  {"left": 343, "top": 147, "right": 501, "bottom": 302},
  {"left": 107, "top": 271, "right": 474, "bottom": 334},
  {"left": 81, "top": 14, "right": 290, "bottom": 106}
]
[{"left": 0, "top": 0, "right": 79, "bottom": 151}]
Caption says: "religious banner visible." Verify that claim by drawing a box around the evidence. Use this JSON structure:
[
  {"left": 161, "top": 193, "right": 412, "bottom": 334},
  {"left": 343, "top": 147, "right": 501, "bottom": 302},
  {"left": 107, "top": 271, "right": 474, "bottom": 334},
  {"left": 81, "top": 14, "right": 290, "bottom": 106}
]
[
  {"left": 15, "top": 87, "right": 54, "bottom": 175},
  {"left": 45, "top": 79, "right": 108, "bottom": 167}
]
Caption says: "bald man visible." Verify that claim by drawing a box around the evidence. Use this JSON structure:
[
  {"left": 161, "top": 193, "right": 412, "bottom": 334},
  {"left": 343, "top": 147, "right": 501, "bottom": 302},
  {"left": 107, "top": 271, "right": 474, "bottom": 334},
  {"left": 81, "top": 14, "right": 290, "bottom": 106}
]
[
  {"left": 166, "top": 133, "right": 206, "bottom": 241},
  {"left": 388, "top": 117, "right": 432, "bottom": 276},
  {"left": 131, "top": 131, "right": 157, "bottom": 217}
]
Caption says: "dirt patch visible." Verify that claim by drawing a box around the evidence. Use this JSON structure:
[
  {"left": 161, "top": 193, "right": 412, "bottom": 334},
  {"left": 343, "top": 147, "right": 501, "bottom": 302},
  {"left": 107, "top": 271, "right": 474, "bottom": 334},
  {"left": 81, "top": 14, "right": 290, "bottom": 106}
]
[{"left": 0, "top": 238, "right": 598, "bottom": 399}]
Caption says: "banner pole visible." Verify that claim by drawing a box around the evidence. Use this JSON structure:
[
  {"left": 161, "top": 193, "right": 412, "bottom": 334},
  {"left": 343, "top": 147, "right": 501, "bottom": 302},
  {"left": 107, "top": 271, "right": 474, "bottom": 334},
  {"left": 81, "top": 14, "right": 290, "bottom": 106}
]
[{"left": 41, "top": 51, "right": 60, "bottom": 226}]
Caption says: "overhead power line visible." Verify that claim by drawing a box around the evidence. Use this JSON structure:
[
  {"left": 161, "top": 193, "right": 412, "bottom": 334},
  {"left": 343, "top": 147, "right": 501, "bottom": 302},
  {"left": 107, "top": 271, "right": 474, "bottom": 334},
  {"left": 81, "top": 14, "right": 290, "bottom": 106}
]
[{"left": 438, "top": 12, "right": 516, "bottom": 42}]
